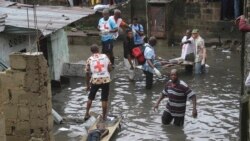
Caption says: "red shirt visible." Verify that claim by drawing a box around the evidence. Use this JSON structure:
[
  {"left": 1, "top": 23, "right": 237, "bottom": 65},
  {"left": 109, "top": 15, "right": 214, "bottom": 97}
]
[{"left": 239, "top": 19, "right": 250, "bottom": 32}]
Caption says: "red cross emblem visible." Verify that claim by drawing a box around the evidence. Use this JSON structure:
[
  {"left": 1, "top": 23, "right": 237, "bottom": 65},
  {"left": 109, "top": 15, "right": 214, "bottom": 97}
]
[
  {"left": 104, "top": 23, "right": 109, "bottom": 29},
  {"left": 94, "top": 61, "right": 104, "bottom": 72}
]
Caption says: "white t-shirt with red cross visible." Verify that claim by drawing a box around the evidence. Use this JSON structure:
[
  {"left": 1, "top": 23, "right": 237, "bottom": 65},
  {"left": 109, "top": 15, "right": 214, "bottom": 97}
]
[{"left": 86, "top": 53, "right": 111, "bottom": 84}]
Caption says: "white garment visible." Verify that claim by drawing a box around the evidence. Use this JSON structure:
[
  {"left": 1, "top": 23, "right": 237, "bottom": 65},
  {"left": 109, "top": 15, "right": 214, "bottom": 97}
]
[
  {"left": 89, "top": 54, "right": 110, "bottom": 79},
  {"left": 194, "top": 36, "right": 205, "bottom": 62},
  {"left": 109, "top": 16, "right": 123, "bottom": 39},
  {"left": 124, "top": 58, "right": 135, "bottom": 80},
  {"left": 245, "top": 72, "right": 250, "bottom": 86},
  {"left": 181, "top": 36, "right": 195, "bottom": 59}
]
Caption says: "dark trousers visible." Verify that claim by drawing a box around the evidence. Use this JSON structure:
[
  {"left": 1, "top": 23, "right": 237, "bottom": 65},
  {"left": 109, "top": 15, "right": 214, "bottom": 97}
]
[
  {"left": 185, "top": 53, "right": 194, "bottom": 73},
  {"left": 88, "top": 83, "right": 110, "bottom": 101},
  {"left": 102, "top": 39, "right": 114, "bottom": 65},
  {"left": 162, "top": 111, "right": 184, "bottom": 126},
  {"left": 143, "top": 71, "right": 153, "bottom": 89}
]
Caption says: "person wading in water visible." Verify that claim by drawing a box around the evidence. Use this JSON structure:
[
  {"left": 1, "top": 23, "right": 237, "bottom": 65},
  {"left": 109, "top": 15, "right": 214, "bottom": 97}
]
[{"left": 154, "top": 69, "right": 197, "bottom": 126}]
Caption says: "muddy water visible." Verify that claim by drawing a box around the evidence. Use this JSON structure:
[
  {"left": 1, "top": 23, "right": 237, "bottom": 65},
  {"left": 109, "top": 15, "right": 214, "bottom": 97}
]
[{"left": 53, "top": 42, "right": 240, "bottom": 141}]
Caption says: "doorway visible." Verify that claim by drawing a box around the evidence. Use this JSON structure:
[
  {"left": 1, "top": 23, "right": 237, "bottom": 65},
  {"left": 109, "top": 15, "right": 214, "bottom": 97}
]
[{"left": 148, "top": 4, "right": 166, "bottom": 38}]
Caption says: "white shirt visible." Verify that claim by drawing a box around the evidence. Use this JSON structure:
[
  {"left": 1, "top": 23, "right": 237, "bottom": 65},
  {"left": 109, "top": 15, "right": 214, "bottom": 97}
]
[
  {"left": 181, "top": 36, "right": 195, "bottom": 59},
  {"left": 89, "top": 54, "right": 110, "bottom": 79},
  {"left": 109, "top": 16, "right": 123, "bottom": 39},
  {"left": 194, "top": 36, "right": 205, "bottom": 62}
]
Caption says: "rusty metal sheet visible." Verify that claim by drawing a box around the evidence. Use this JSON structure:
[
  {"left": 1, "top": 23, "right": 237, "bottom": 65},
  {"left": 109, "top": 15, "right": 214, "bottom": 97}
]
[
  {"left": 0, "top": 14, "right": 6, "bottom": 32},
  {"left": 0, "top": 0, "right": 16, "bottom": 7},
  {"left": 149, "top": 5, "right": 166, "bottom": 38},
  {"left": 0, "top": 2, "right": 95, "bottom": 36}
]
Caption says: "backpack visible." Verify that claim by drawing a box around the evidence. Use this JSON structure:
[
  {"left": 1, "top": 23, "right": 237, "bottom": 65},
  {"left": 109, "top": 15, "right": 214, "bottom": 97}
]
[
  {"left": 132, "top": 45, "right": 146, "bottom": 65},
  {"left": 87, "top": 129, "right": 101, "bottom": 141}
]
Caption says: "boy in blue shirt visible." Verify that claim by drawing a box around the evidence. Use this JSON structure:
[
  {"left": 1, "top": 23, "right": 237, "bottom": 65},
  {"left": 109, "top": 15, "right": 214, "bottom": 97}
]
[{"left": 130, "top": 17, "right": 144, "bottom": 47}]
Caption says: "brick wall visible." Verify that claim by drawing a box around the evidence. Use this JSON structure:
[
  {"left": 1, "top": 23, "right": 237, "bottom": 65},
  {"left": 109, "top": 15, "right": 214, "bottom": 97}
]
[
  {"left": 172, "top": 1, "right": 241, "bottom": 43},
  {"left": 127, "top": 1, "right": 241, "bottom": 45},
  {"left": 0, "top": 53, "right": 54, "bottom": 141}
]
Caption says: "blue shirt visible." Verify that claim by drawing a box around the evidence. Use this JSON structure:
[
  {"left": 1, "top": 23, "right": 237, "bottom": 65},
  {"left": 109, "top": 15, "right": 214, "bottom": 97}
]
[
  {"left": 131, "top": 24, "right": 144, "bottom": 45},
  {"left": 98, "top": 17, "right": 117, "bottom": 41},
  {"left": 142, "top": 43, "right": 155, "bottom": 73}
]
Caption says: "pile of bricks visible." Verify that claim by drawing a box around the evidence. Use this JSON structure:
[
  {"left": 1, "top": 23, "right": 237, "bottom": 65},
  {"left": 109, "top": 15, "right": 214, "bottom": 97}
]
[{"left": 0, "top": 52, "right": 54, "bottom": 141}]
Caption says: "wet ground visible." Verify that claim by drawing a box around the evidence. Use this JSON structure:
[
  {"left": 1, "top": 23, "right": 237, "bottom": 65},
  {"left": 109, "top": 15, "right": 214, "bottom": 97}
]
[{"left": 52, "top": 42, "right": 240, "bottom": 141}]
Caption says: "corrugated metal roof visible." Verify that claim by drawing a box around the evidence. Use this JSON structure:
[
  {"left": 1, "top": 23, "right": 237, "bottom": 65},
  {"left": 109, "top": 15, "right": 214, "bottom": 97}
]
[
  {"left": 0, "top": 14, "right": 6, "bottom": 32},
  {"left": 0, "top": 2, "right": 95, "bottom": 36},
  {"left": 0, "top": 0, "right": 16, "bottom": 7}
]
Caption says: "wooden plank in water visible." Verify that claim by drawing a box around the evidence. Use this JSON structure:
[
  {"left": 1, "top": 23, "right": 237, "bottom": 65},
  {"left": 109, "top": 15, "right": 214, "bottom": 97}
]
[{"left": 83, "top": 112, "right": 121, "bottom": 141}]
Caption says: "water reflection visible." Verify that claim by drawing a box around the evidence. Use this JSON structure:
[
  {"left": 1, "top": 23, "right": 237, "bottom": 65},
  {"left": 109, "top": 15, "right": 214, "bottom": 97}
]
[{"left": 53, "top": 48, "right": 240, "bottom": 141}]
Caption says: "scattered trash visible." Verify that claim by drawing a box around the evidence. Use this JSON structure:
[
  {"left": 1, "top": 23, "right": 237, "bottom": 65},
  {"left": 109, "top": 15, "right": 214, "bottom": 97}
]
[
  {"left": 71, "top": 28, "right": 77, "bottom": 32},
  {"left": 222, "top": 50, "right": 231, "bottom": 53},
  {"left": 52, "top": 109, "right": 63, "bottom": 124}
]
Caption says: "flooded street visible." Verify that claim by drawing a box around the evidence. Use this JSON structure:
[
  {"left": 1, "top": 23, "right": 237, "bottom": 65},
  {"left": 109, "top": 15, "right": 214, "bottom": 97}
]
[{"left": 52, "top": 42, "right": 240, "bottom": 141}]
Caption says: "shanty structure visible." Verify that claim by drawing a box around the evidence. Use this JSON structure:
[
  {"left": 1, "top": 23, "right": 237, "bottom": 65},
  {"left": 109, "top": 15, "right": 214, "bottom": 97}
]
[{"left": 0, "top": 0, "right": 95, "bottom": 81}]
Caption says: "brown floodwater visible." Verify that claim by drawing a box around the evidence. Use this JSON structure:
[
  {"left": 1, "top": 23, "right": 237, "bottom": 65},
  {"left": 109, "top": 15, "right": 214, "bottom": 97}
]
[{"left": 52, "top": 41, "right": 240, "bottom": 141}]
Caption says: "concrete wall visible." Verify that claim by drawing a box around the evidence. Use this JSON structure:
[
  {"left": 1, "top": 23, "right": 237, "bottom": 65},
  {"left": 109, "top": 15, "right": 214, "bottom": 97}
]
[
  {"left": 49, "top": 29, "right": 69, "bottom": 81},
  {"left": 241, "top": 1, "right": 250, "bottom": 140},
  {"left": 0, "top": 112, "right": 6, "bottom": 141},
  {"left": 131, "top": 0, "right": 147, "bottom": 29},
  {"left": 172, "top": 1, "right": 241, "bottom": 43},
  {"left": 0, "top": 33, "right": 35, "bottom": 65},
  {"left": 129, "top": 0, "right": 241, "bottom": 45},
  {"left": 0, "top": 52, "right": 54, "bottom": 141}
]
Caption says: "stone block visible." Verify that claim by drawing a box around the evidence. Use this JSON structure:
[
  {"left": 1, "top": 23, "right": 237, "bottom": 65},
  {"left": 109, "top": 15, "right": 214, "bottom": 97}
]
[
  {"left": 39, "top": 87, "right": 49, "bottom": 99},
  {"left": 6, "top": 135, "right": 20, "bottom": 141},
  {"left": 26, "top": 57, "right": 39, "bottom": 70},
  {"left": 6, "top": 88, "right": 27, "bottom": 105},
  {"left": 46, "top": 100, "right": 52, "bottom": 115},
  {"left": 38, "top": 55, "right": 48, "bottom": 69},
  {"left": 0, "top": 88, "right": 11, "bottom": 104},
  {"left": 30, "top": 106, "right": 47, "bottom": 119},
  {"left": 202, "top": 8, "right": 212, "bottom": 14},
  {"left": 47, "top": 83, "right": 52, "bottom": 100},
  {"left": 17, "top": 106, "right": 30, "bottom": 121},
  {"left": 4, "top": 104, "right": 18, "bottom": 120},
  {"left": 5, "top": 119, "right": 16, "bottom": 135},
  {"left": 29, "top": 94, "right": 48, "bottom": 107},
  {"left": 48, "top": 114, "right": 53, "bottom": 130},
  {"left": 0, "top": 135, "right": 6, "bottom": 141},
  {"left": 3, "top": 70, "right": 26, "bottom": 89},
  {"left": 30, "top": 119, "right": 47, "bottom": 129},
  {"left": 9, "top": 53, "right": 27, "bottom": 70},
  {"left": 49, "top": 131, "right": 55, "bottom": 141},
  {"left": 29, "top": 137, "right": 44, "bottom": 141},
  {"left": 0, "top": 112, "right": 6, "bottom": 137},
  {"left": 6, "top": 135, "right": 30, "bottom": 141},
  {"left": 18, "top": 93, "right": 30, "bottom": 106},
  {"left": 15, "top": 121, "right": 30, "bottom": 136},
  {"left": 0, "top": 73, "right": 15, "bottom": 91},
  {"left": 25, "top": 78, "right": 40, "bottom": 93}
]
